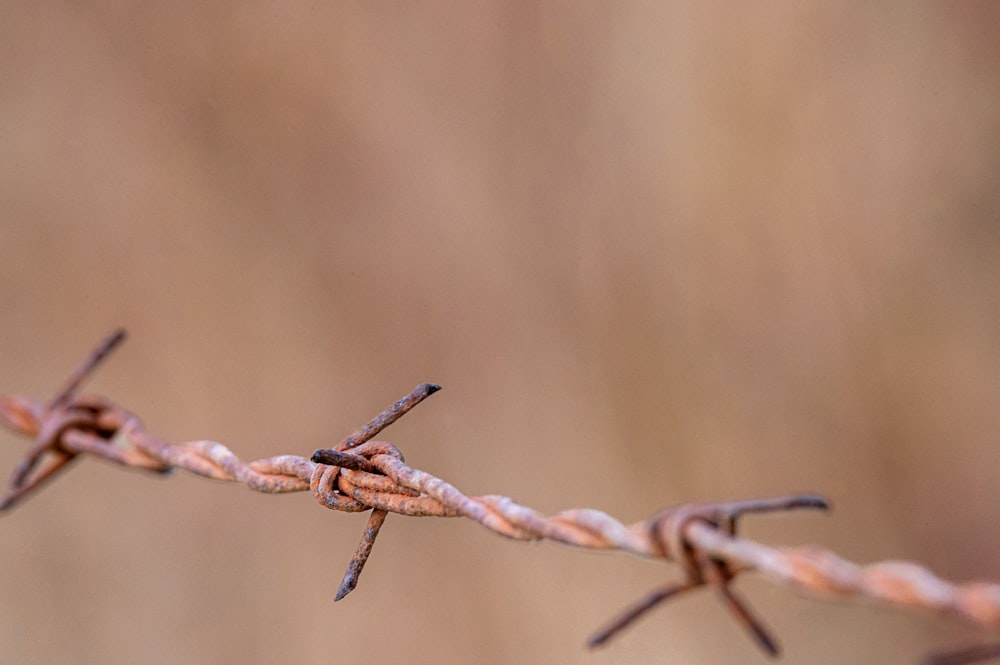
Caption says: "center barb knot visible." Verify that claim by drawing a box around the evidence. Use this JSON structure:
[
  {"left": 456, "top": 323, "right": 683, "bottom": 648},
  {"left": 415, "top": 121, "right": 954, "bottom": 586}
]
[
  {"left": 1, "top": 394, "right": 141, "bottom": 510},
  {"left": 650, "top": 502, "right": 739, "bottom": 585},
  {"left": 310, "top": 440, "right": 416, "bottom": 512}
]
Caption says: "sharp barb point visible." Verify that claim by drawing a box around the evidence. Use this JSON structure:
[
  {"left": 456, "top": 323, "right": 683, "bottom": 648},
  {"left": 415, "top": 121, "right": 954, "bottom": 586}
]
[
  {"left": 334, "top": 580, "right": 356, "bottom": 602},
  {"left": 793, "top": 494, "right": 830, "bottom": 511},
  {"left": 716, "top": 583, "right": 781, "bottom": 657},
  {"left": 49, "top": 328, "right": 129, "bottom": 409}
]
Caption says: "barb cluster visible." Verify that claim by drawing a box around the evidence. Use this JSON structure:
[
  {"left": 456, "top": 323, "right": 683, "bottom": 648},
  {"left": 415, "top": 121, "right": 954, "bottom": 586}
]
[{"left": 2, "top": 331, "right": 999, "bottom": 663}]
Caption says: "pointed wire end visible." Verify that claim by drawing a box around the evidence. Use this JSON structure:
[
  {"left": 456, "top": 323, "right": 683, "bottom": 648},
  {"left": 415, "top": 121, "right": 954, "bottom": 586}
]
[
  {"left": 334, "top": 578, "right": 357, "bottom": 602},
  {"left": 311, "top": 449, "right": 339, "bottom": 465},
  {"left": 585, "top": 613, "right": 644, "bottom": 649},
  {"left": 586, "top": 612, "right": 637, "bottom": 650},
  {"left": 50, "top": 328, "right": 130, "bottom": 409},
  {"left": 587, "top": 619, "right": 636, "bottom": 650},
  {"left": 585, "top": 583, "right": 697, "bottom": 650},
  {"left": 747, "top": 618, "right": 781, "bottom": 658},
  {"left": 332, "top": 511, "right": 388, "bottom": 602},
  {"left": 311, "top": 449, "right": 376, "bottom": 472},
  {"left": 715, "top": 583, "right": 781, "bottom": 658},
  {"left": 89, "top": 329, "right": 128, "bottom": 368},
  {"left": 793, "top": 494, "right": 830, "bottom": 512},
  {"left": 108, "top": 328, "right": 128, "bottom": 347},
  {"left": 735, "top": 494, "right": 830, "bottom": 517}
]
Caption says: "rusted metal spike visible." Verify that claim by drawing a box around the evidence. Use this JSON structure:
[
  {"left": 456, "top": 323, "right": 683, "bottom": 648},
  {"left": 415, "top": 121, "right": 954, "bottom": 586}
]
[
  {"left": 337, "top": 383, "right": 440, "bottom": 450},
  {"left": 9, "top": 449, "right": 43, "bottom": 490},
  {"left": 587, "top": 581, "right": 700, "bottom": 648},
  {"left": 335, "top": 508, "right": 388, "bottom": 601},
  {"left": 311, "top": 449, "right": 379, "bottom": 473},
  {"left": 696, "top": 549, "right": 780, "bottom": 657},
  {"left": 718, "top": 494, "right": 830, "bottom": 539},
  {"left": 325, "top": 384, "right": 440, "bottom": 600},
  {"left": 50, "top": 329, "right": 127, "bottom": 410},
  {"left": 714, "top": 583, "right": 779, "bottom": 656},
  {"left": 725, "top": 494, "right": 829, "bottom": 517},
  {"left": 2, "top": 332, "right": 127, "bottom": 512}
]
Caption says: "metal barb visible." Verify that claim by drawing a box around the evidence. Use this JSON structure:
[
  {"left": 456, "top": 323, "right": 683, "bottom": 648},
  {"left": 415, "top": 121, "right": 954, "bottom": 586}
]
[
  {"left": 1, "top": 332, "right": 128, "bottom": 510},
  {"left": 695, "top": 547, "right": 779, "bottom": 657},
  {"left": 312, "top": 382, "right": 442, "bottom": 600},
  {"left": 2, "top": 331, "right": 999, "bottom": 663},
  {"left": 336, "top": 383, "right": 441, "bottom": 450},
  {"left": 49, "top": 328, "right": 126, "bottom": 410},
  {"left": 587, "top": 582, "right": 699, "bottom": 648},
  {"left": 588, "top": 499, "right": 803, "bottom": 655},
  {"left": 335, "top": 509, "right": 388, "bottom": 601}
]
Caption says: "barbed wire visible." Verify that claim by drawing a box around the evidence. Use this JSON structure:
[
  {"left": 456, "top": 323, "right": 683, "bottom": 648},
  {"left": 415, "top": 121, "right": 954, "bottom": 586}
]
[{"left": 2, "top": 330, "right": 998, "bottom": 663}]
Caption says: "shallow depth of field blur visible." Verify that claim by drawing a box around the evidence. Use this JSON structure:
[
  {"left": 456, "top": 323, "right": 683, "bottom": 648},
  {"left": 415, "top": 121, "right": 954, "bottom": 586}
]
[{"left": 2, "top": 4, "right": 1000, "bottom": 664}]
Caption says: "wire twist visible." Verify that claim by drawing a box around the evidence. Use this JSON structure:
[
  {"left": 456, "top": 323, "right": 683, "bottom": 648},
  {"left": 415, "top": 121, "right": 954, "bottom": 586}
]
[{"left": 1, "top": 331, "right": 998, "bottom": 663}]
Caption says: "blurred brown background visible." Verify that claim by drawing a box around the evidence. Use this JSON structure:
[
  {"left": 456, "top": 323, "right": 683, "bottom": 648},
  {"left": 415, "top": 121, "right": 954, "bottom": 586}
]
[{"left": 2, "top": 3, "right": 999, "bottom": 664}]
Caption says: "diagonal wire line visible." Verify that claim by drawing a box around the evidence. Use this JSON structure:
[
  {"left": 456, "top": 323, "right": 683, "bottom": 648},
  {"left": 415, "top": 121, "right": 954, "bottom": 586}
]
[{"left": 1, "top": 331, "right": 998, "bottom": 662}]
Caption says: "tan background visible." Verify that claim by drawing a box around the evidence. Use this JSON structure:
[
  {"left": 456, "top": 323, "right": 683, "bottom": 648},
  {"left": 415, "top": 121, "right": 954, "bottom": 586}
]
[{"left": 2, "top": 4, "right": 1000, "bottom": 664}]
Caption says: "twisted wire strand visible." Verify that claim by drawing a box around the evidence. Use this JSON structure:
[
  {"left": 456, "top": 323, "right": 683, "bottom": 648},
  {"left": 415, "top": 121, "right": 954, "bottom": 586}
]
[{"left": 1, "top": 331, "right": 998, "bottom": 663}]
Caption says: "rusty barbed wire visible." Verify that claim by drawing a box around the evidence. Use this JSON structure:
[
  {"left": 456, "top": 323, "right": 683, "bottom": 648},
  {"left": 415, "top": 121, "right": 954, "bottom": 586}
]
[{"left": 2, "top": 331, "right": 999, "bottom": 663}]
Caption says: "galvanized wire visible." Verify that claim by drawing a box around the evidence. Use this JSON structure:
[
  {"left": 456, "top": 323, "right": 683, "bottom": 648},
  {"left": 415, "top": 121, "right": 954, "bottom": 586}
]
[{"left": 2, "top": 330, "right": 998, "bottom": 663}]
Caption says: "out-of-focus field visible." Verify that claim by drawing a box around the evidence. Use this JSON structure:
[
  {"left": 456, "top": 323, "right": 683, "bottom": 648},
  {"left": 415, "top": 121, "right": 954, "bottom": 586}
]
[{"left": 2, "top": 4, "right": 999, "bottom": 664}]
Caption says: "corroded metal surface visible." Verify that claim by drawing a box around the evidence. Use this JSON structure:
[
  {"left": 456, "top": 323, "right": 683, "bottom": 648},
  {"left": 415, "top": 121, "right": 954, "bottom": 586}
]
[{"left": 2, "top": 331, "right": 998, "bottom": 662}]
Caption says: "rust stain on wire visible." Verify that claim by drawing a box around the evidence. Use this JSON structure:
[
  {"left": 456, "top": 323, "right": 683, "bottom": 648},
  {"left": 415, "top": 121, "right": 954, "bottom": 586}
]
[{"left": 2, "top": 331, "right": 999, "bottom": 662}]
